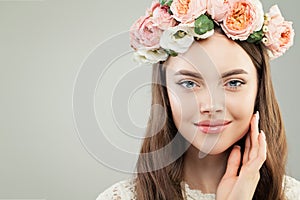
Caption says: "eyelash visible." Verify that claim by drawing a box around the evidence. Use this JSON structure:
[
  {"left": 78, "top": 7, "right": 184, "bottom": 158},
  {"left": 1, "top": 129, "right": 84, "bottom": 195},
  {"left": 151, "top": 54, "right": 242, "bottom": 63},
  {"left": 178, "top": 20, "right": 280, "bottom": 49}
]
[
  {"left": 177, "top": 79, "right": 245, "bottom": 90},
  {"left": 177, "top": 80, "right": 199, "bottom": 89},
  {"left": 224, "top": 79, "right": 245, "bottom": 90}
]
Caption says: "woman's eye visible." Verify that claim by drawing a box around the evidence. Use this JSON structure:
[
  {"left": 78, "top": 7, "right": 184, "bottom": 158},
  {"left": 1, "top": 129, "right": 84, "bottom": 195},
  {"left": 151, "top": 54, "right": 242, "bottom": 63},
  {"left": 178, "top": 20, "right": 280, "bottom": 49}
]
[
  {"left": 178, "top": 80, "right": 197, "bottom": 89},
  {"left": 225, "top": 80, "right": 244, "bottom": 90}
]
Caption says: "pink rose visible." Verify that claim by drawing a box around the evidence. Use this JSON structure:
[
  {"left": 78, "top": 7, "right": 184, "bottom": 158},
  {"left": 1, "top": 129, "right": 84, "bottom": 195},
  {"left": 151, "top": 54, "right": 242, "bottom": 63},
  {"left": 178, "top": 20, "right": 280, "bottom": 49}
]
[
  {"left": 150, "top": 2, "right": 177, "bottom": 30},
  {"left": 264, "top": 5, "right": 295, "bottom": 58},
  {"left": 130, "top": 15, "right": 162, "bottom": 50},
  {"left": 221, "top": 0, "right": 264, "bottom": 40},
  {"left": 206, "top": 0, "right": 230, "bottom": 22},
  {"left": 170, "top": 0, "right": 207, "bottom": 24},
  {"left": 265, "top": 4, "right": 284, "bottom": 24}
]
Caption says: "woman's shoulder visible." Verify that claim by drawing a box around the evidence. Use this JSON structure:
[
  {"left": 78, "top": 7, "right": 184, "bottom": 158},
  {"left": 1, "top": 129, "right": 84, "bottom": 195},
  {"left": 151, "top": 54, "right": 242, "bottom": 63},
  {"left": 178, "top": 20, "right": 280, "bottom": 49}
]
[
  {"left": 284, "top": 175, "right": 300, "bottom": 200},
  {"left": 96, "top": 178, "right": 137, "bottom": 200}
]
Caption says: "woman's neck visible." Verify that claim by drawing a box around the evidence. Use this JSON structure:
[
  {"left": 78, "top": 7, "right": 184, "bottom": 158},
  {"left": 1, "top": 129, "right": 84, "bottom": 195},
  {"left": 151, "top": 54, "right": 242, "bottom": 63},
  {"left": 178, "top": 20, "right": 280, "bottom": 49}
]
[{"left": 183, "top": 145, "right": 230, "bottom": 194}]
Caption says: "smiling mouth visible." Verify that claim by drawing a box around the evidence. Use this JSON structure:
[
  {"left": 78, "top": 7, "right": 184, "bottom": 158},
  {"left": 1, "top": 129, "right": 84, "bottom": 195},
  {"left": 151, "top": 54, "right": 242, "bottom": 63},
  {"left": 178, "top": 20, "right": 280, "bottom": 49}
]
[{"left": 194, "top": 121, "right": 231, "bottom": 134}]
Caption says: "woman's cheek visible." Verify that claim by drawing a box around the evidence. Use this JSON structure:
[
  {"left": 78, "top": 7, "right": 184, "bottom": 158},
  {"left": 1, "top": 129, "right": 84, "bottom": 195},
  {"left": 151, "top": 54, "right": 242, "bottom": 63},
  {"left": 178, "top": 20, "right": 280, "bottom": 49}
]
[
  {"left": 225, "top": 93, "right": 255, "bottom": 137},
  {"left": 169, "top": 90, "right": 199, "bottom": 126}
]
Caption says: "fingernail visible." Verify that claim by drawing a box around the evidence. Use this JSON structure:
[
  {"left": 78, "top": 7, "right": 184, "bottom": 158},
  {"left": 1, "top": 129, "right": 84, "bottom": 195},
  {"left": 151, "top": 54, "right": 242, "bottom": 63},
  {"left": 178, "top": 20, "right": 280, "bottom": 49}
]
[
  {"left": 256, "top": 111, "right": 260, "bottom": 121},
  {"left": 260, "top": 130, "right": 266, "bottom": 140},
  {"left": 234, "top": 145, "right": 241, "bottom": 150}
]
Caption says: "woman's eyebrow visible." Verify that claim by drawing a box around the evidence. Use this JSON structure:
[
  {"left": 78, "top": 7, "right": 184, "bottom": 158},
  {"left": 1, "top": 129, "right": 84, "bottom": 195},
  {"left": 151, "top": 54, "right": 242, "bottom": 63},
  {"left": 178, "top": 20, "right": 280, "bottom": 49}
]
[
  {"left": 174, "top": 69, "right": 248, "bottom": 79},
  {"left": 221, "top": 69, "right": 248, "bottom": 78},
  {"left": 174, "top": 70, "right": 203, "bottom": 79}
]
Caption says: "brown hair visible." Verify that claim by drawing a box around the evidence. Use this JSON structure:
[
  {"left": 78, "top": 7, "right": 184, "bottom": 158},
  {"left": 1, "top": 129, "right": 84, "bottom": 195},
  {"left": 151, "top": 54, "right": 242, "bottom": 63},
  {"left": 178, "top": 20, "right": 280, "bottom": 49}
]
[{"left": 135, "top": 39, "right": 287, "bottom": 200}]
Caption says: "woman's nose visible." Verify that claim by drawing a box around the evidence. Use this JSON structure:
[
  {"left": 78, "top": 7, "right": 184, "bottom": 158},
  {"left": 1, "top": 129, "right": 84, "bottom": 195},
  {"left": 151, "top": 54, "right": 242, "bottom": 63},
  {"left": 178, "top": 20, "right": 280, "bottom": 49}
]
[
  {"left": 200, "top": 103, "right": 223, "bottom": 114},
  {"left": 198, "top": 88, "right": 224, "bottom": 115}
]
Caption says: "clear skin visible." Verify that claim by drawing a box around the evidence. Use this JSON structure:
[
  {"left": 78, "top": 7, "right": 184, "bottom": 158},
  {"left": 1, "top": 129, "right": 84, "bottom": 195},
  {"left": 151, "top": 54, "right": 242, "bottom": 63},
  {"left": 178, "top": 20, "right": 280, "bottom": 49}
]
[{"left": 165, "top": 33, "right": 267, "bottom": 199}]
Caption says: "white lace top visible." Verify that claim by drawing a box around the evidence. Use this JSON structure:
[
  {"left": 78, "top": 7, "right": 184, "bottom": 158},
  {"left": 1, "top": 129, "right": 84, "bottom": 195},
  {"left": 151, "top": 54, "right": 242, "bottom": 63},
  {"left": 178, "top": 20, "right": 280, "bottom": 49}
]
[{"left": 96, "top": 175, "right": 300, "bottom": 200}]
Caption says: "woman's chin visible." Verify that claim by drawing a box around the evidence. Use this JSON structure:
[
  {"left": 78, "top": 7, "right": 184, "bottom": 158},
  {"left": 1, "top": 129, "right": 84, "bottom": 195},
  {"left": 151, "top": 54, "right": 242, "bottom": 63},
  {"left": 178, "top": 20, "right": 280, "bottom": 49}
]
[{"left": 196, "top": 145, "right": 231, "bottom": 156}]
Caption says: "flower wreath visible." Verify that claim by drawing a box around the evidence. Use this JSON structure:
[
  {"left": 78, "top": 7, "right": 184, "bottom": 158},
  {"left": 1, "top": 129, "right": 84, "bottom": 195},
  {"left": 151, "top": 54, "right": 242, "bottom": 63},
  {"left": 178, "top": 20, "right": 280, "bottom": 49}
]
[{"left": 130, "top": 0, "right": 295, "bottom": 64}]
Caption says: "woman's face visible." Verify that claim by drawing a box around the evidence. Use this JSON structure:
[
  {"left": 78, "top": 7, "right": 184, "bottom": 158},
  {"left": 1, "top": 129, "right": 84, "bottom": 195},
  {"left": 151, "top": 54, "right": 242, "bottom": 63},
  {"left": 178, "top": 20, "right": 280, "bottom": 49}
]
[{"left": 165, "top": 33, "right": 258, "bottom": 155}]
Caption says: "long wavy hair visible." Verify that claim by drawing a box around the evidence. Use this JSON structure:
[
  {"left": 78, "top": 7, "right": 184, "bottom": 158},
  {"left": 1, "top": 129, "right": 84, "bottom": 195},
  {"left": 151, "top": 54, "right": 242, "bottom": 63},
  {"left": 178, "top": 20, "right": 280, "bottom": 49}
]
[{"left": 135, "top": 37, "right": 287, "bottom": 200}]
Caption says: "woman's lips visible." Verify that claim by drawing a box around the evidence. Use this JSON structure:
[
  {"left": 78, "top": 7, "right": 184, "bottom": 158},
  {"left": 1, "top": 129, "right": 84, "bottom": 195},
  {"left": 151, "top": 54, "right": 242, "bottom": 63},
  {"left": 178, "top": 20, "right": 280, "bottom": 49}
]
[{"left": 194, "top": 120, "right": 231, "bottom": 134}]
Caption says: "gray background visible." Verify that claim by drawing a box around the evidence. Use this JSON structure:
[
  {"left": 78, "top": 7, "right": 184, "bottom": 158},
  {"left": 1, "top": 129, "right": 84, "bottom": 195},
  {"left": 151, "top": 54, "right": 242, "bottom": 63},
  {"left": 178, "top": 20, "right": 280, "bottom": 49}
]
[{"left": 0, "top": 0, "right": 298, "bottom": 199}]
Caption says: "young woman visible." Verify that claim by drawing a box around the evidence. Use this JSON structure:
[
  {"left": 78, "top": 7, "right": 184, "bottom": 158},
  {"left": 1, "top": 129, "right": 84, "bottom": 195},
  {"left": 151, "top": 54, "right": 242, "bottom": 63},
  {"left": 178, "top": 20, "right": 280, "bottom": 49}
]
[{"left": 97, "top": 0, "right": 300, "bottom": 199}]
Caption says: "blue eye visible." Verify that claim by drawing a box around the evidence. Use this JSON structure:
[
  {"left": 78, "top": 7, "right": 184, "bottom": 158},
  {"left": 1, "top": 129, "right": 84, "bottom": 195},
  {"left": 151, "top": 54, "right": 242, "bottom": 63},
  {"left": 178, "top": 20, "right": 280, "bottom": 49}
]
[
  {"left": 225, "top": 80, "right": 244, "bottom": 90},
  {"left": 179, "top": 80, "right": 197, "bottom": 89}
]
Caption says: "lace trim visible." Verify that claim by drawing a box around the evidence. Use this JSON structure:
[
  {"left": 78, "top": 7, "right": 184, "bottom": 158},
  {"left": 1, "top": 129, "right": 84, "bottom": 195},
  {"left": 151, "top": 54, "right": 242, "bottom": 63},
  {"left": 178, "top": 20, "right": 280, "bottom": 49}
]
[
  {"left": 96, "top": 179, "right": 137, "bottom": 200},
  {"left": 284, "top": 175, "right": 300, "bottom": 200},
  {"left": 181, "top": 181, "right": 215, "bottom": 200},
  {"left": 97, "top": 175, "right": 300, "bottom": 200}
]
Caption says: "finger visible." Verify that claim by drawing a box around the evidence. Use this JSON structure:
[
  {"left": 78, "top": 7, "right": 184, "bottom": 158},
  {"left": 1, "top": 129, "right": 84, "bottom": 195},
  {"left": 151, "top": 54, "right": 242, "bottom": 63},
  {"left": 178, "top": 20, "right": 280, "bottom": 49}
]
[
  {"left": 223, "top": 145, "right": 241, "bottom": 179},
  {"left": 243, "top": 133, "right": 250, "bottom": 165},
  {"left": 249, "top": 111, "right": 260, "bottom": 161},
  {"left": 250, "top": 130, "right": 267, "bottom": 171}
]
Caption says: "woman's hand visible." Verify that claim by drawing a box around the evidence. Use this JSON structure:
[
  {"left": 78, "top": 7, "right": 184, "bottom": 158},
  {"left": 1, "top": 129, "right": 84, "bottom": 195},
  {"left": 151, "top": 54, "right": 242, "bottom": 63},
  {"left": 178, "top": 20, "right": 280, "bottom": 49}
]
[{"left": 216, "top": 111, "right": 267, "bottom": 200}]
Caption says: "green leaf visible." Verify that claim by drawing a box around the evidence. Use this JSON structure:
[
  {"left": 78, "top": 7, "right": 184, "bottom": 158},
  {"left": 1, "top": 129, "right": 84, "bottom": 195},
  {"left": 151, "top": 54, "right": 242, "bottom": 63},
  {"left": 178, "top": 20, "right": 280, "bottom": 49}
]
[
  {"left": 166, "top": 0, "right": 173, "bottom": 7},
  {"left": 194, "top": 14, "right": 214, "bottom": 35},
  {"left": 159, "top": 0, "right": 166, "bottom": 5},
  {"left": 247, "top": 30, "right": 264, "bottom": 43},
  {"left": 165, "top": 49, "right": 178, "bottom": 57},
  {"left": 160, "top": 0, "right": 173, "bottom": 7}
]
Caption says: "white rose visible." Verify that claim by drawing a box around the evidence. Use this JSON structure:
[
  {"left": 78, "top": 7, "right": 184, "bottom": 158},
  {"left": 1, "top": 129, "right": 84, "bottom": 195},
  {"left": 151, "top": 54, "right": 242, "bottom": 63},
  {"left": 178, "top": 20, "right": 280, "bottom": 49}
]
[
  {"left": 133, "top": 49, "right": 169, "bottom": 64},
  {"left": 179, "top": 23, "right": 214, "bottom": 39},
  {"left": 159, "top": 25, "right": 194, "bottom": 54},
  {"left": 191, "top": 29, "right": 215, "bottom": 39}
]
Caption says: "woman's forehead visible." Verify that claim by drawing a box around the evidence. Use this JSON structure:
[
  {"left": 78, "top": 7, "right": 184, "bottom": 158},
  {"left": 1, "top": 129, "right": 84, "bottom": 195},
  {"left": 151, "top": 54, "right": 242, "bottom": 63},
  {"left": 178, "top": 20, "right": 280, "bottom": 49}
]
[{"left": 165, "top": 33, "right": 255, "bottom": 75}]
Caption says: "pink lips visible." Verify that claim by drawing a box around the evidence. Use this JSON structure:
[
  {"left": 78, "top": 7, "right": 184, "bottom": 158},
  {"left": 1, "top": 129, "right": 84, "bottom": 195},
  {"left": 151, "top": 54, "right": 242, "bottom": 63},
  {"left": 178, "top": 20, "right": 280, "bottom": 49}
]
[{"left": 194, "top": 120, "right": 231, "bottom": 134}]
